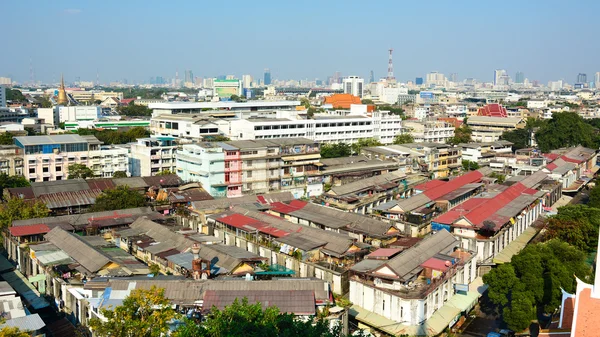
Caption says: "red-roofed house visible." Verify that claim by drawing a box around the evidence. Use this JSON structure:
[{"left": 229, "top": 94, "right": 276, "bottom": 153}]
[
  {"left": 120, "top": 98, "right": 136, "bottom": 106},
  {"left": 477, "top": 103, "right": 507, "bottom": 117}
]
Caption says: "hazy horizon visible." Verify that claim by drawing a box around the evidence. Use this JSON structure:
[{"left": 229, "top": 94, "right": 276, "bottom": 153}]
[{"left": 2, "top": 0, "right": 599, "bottom": 85}]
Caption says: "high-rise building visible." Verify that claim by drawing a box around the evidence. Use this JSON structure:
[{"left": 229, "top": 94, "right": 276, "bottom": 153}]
[
  {"left": 0, "top": 77, "right": 11, "bottom": 86},
  {"left": 242, "top": 75, "right": 253, "bottom": 89},
  {"left": 515, "top": 71, "right": 525, "bottom": 84},
  {"left": 426, "top": 72, "right": 446, "bottom": 86},
  {"left": 494, "top": 69, "right": 507, "bottom": 85},
  {"left": 595, "top": 72, "right": 600, "bottom": 88},
  {"left": 449, "top": 73, "right": 458, "bottom": 82},
  {"left": 184, "top": 70, "right": 194, "bottom": 84},
  {"left": 369, "top": 70, "right": 374, "bottom": 83},
  {"left": 342, "top": 76, "right": 364, "bottom": 98},
  {"left": 0, "top": 85, "right": 5, "bottom": 107},
  {"left": 264, "top": 69, "right": 271, "bottom": 85},
  {"left": 577, "top": 73, "right": 587, "bottom": 84},
  {"left": 203, "top": 78, "right": 215, "bottom": 89},
  {"left": 415, "top": 77, "right": 424, "bottom": 85}
]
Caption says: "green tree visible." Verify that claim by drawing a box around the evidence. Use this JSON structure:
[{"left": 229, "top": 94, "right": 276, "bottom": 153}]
[
  {"left": 489, "top": 172, "right": 506, "bottom": 183},
  {"left": 0, "top": 174, "right": 30, "bottom": 200},
  {"left": 149, "top": 264, "right": 161, "bottom": 276},
  {"left": 393, "top": 133, "right": 414, "bottom": 145},
  {"left": 203, "top": 135, "right": 230, "bottom": 142},
  {"left": 378, "top": 105, "right": 404, "bottom": 115},
  {"left": 6, "top": 89, "right": 26, "bottom": 102},
  {"left": 351, "top": 138, "right": 382, "bottom": 154},
  {"left": 535, "top": 112, "right": 597, "bottom": 152},
  {"left": 461, "top": 160, "right": 479, "bottom": 171},
  {"left": 0, "top": 132, "right": 15, "bottom": 145},
  {"left": 67, "top": 163, "right": 95, "bottom": 179},
  {"left": 91, "top": 185, "right": 146, "bottom": 212},
  {"left": 588, "top": 183, "right": 600, "bottom": 209},
  {"left": 501, "top": 128, "right": 530, "bottom": 150},
  {"left": 0, "top": 197, "right": 50, "bottom": 229},
  {"left": 300, "top": 97, "right": 311, "bottom": 108},
  {"left": 320, "top": 143, "right": 352, "bottom": 158},
  {"left": 89, "top": 286, "right": 177, "bottom": 337},
  {"left": 0, "top": 326, "right": 30, "bottom": 337},
  {"left": 447, "top": 125, "right": 472, "bottom": 145},
  {"left": 40, "top": 97, "right": 53, "bottom": 108},
  {"left": 544, "top": 204, "right": 600, "bottom": 253},
  {"left": 156, "top": 170, "right": 172, "bottom": 176},
  {"left": 112, "top": 171, "right": 128, "bottom": 178},
  {"left": 361, "top": 99, "right": 374, "bottom": 105},
  {"left": 175, "top": 297, "right": 352, "bottom": 337},
  {"left": 307, "top": 106, "right": 316, "bottom": 119},
  {"left": 117, "top": 103, "right": 153, "bottom": 117}
]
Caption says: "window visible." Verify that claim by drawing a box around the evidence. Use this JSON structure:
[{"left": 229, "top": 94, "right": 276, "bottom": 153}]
[
  {"left": 56, "top": 166, "right": 62, "bottom": 172},
  {"left": 246, "top": 183, "right": 252, "bottom": 190},
  {"left": 56, "top": 176, "right": 62, "bottom": 181},
  {"left": 382, "top": 299, "right": 385, "bottom": 311},
  {"left": 43, "top": 177, "right": 49, "bottom": 181},
  {"left": 43, "top": 167, "right": 49, "bottom": 173},
  {"left": 247, "top": 160, "right": 252, "bottom": 166},
  {"left": 247, "top": 171, "right": 252, "bottom": 178},
  {"left": 29, "top": 168, "right": 35, "bottom": 174}
]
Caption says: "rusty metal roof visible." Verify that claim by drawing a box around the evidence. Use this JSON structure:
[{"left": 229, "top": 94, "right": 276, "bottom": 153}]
[{"left": 38, "top": 189, "right": 101, "bottom": 209}]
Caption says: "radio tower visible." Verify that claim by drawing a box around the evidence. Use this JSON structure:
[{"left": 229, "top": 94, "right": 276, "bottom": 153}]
[{"left": 387, "top": 48, "right": 395, "bottom": 81}]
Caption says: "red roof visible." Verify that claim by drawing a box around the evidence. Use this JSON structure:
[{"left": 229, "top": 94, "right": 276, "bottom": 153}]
[
  {"left": 477, "top": 103, "right": 507, "bottom": 117},
  {"left": 420, "top": 257, "right": 450, "bottom": 271},
  {"left": 120, "top": 98, "right": 136, "bottom": 105},
  {"left": 9, "top": 224, "right": 50, "bottom": 237},
  {"left": 423, "top": 170, "right": 484, "bottom": 200},
  {"left": 269, "top": 200, "right": 308, "bottom": 214},
  {"left": 561, "top": 155, "right": 585, "bottom": 164},
  {"left": 543, "top": 153, "right": 560, "bottom": 161},
  {"left": 414, "top": 180, "right": 447, "bottom": 192},
  {"left": 573, "top": 287, "right": 600, "bottom": 337},
  {"left": 366, "top": 248, "right": 402, "bottom": 259},
  {"left": 215, "top": 213, "right": 289, "bottom": 238},
  {"left": 546, "top": 163, "right": 558, "bottom": 171}
]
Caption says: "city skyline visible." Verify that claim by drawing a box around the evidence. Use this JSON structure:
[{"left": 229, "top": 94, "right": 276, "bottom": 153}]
[{"left": 1, "top": 0, "right": 599, "bottom": 84}]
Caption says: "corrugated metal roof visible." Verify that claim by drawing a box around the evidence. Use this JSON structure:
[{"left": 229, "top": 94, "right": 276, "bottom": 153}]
[
  {"left": 30, "top": 179, "right": 91, "bottom": 196},
  {"left": 9, "top": 224, "right": 50, "bottom": 237},
  {"left": 38, "top": 189, "right": 101, "bottom": 209},
  {"left": 330, "top": 171, "right": 406, "bottom": 196},
  {"left": 1, "top": 313, "right": 46, "bottom": 331},
  {"left": 12, "top": 207, "right": 154, "bottom": 229},
  {"left": 87, "top": 179, "right": 116, "bottom": 191},
  {"left": 203, "top": 290, "right": 316, "bottom": 315},
  {"left": 142, "top": 174, "right": 183, "bottom": 187},
  {"left": 112, "top": 177, "right": 148, "bottom": 189},
  {"left": 45, "top": 227, "right": 111, "bottom": 274},
  {"left": 191, "top": 192, "right": 295, "bottom": 211},
  {"left": 14, "top": 134, "right": 93, "bottom": 146},
  {"left": 0, "top": 271, "right": 49, "bottom": 309}
]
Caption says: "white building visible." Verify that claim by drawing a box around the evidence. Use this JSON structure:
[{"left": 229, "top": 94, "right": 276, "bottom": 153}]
[
  {"left": 343, "top": 76, "right": 364, "bottom": 98},
  {"left": 58, "top": 106, "right": 102, "bottom": 123},
  {"left": 380, "top": 86, "right": 407, "bottom": 104},
  {"left": 150, "top": 114, "right": 225, "bottom": 139},
  {"left": 0, "top": 85, "right": 5, "bottom": 107},
  {"left": 349, "top": 230, "right": 479, "bottom": 336},
  {"left": 37, "top": 107, "right": 59, "bottom": 126},
  {"left": 402, "top": 121, "right": 455, "bottom": 144},
  {"left": 242, "top": 75, "right": 253, "bottom": 89},
  {"left": 526, "top": 99, "right": 548, "bottom": 109},
  {"left": 413, "top": 105, "right": 431, "bottom": 120},
  {"left": 149, "top": 101, "right": 300, "bottom": 116},
  {"left": 88, "top": 146, "right": 129, "bottom": 178},
  {"left": 175, "top": 143, "right": 225, "bottom": 196},
  {"left": 444, "top": 104, "right": 467, "bottom": 119},
  {"left": 129, "top": 137, "right": 177, "bottom": 177},
  {"left": 425, "top": 72, "right": 447, "bottom": 87},
  {"left": 467, "top": 116, "right": 525, "bottom": 142}
]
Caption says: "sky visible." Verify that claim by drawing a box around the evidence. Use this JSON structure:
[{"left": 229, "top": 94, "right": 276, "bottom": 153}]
[{"left": 1, "top": 0, "right": 599, "bottom": 85}]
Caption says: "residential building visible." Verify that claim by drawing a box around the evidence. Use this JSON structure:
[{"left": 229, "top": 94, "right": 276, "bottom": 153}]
[
  {"left": 402, "top": 121, "right": 455, "bottom": 144},
  {"left": 467, "top": 116, "right": 525, "bottom": 142},
  {"left": 133, "top": 98, "right": 166, "bottom": 106},
  {"left": 527, "top": 99, "right": 549, "bottom": 109},
  {"left": 426, "top": 72, "right": 446, "bottom": 87},
  {"left": 37, "top": 107, "right": 59, "bottom": 126},
  {"left": 431, "top": 171, "right": 547, "bottom": 263},
  {"left": 58, "top": 106, "right": 102, "bottom": 122},
  {"left": 242, "top": 74, "right": 253, "bottom": 88},
  {"left": 129, "top": 137, "right": 177, "bottom": 177},
  {"left": 176, "top": 143, "right": 226, "bottom": 197},
  {"left": 150, "top": 114, "right": 224, "bottom": 139},
  {"left": 412, "top": 105, "right": 431, "bottom": 120},
  {"left": 213, "top": 79, "right": 242, "bottom": 99},
  {"left": 0, "top": 145, "right": 24, "bottom": 176},
  {"left": 444, "top": 104, "right": 467, "bottom": 119},
  {"left": 343, "top": 76, "right": 364, "bottom": 98},
  {"left": 0, "top": 107, "right": 29, "bottom": 123},
  {"left": 0, "top": 77, "right": 11, "bottom": 86},
  {"left": 14, "top": 134, "right": 103, "bottom": 182},
  {"left": 577, "top": 73, "right": 587, "bottom": 84},
  {"left": 149, "top": 101, "right": 300, "bottom": 116},
  {"left": 459, "top": 141, "right": 513, "bottom": 164},
  {"left": 400, "top": 143, "right": 462, "bottom": 178},
  {"left": 349, "top": 230, "right": 479, "bottom": 336},
  {"left": 380, "top": 86, "right": 407, "bottom": 104},
  {"left": 89, "top": 145, "right": 129, "bottom": 178}
]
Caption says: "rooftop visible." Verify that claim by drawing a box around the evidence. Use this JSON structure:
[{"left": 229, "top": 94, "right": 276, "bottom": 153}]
[{"left": 14, "top": 134, "right": 97, "bottom": 146}]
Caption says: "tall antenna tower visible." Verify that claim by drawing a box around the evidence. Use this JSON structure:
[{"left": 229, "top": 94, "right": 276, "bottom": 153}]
[
  {"left": 387, "top": 48, "right": 396, "bottom": 81},
  {"left": 29, "top": 57, "right": 34, "bottom": 85}
]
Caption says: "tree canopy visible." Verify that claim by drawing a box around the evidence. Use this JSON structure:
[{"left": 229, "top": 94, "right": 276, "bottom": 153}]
[
  {"left": 0, "top": 326, "right": 30, "bottom": 337},
  {"left": 351, "top": 138, "right": 382, "bottom": 154},
  {"left": 378, "top": 105, "right": 404, "bottom": 115},
  {"left": 0, "top": 132, "right": 15, "bottom": 145},
  {"left": 535, "top": 112, "right": 597, "bottom": 153},
  {"left": 117, "top": 103, "right": 153, "bottom": 117},
  {"left": 320, "top": 143, "right": 352, "bottom": 159},
  {"left": 587, "top": 183, "right": 600, "bottom": 209},
  {"left": 484, "top": 240, "right": 591, "bottom": 331},
  {"left": 501, "top": 128, "right": 530, "bottom": 150},
  {"left": 67, "top": 163, "right": 95, "bottom": 179},
  {"left": 447, "top": 125, "right": 472, "bottom": 145},
  {"left": 543, "top": 204, "right": 600, "bottom": 253},
  {"left": 461, "top": 160, "right": 479, "bottom": 171},
  {"left": 393, "top": 133, "right": 414, "bottom": 145},
  {"left": 91, "top": 185, "right": 146, "bottom": 212},
  {"left": 0, "top": 174, "right": 30, "bottom": 200},
  {"left": 6, "top": 89, "right": 26, "bottom": 102},
  {"left": 75, "top": 127, "right": 150, "bottom": 144},
  {"left": 112, "top": 171, "right": 128, "bottom": 178},
  {"left": 0, "top": 197, "right": 49, "bottom": 229},
  {"left": 89, "top": 286, "right": 176, "bottom": 337}
]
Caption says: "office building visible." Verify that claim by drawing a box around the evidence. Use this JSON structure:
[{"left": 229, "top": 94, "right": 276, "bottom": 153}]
[
  {"left": 343, "top": 76, "right": 364, "bottom": 98},
  {"left": 577, "top": 73, "right": 587, "bottom": 84},
  {"left": 242, "top": 74, "right": 253, "bottom": 88},
  {"left": 467, "top": 116, "right": 525, "bottom": 142},
  {"left": 184, "top": 70, "right": 194, "bottom": 85},
  {"left": 493, "top": 69, "right": 506, "bottom": 85},
  {"left": 129, "top": 137, "right": 177, "bottom": 177},
  {"left": 0, "top": 85, "right": 5, "bottom": 107},
  {"left": 449, "top": 73, "right": 458, "bottom": 82},
  {"left": 213, "top": 79, "right": 242, "bottom": 99},
  {"left": 14, "top": 134, "right": 102, "bottom": 182},
  {"left": 415, "top": 77, "right": 424, "bottom": 85},
  {"left": 264, "top": 69, "right": 271, "bottom": 85},
  {"left": 37, "top": 107, "right": 59, "bottom": 126},
  {"left": 202, "top": 78, "right": 214, "bottom": 89},
  {"left": 515, "top": 71, "right": 525, "bottom": 84},
  {"left": 58, "top": 106, "right": 102, "bottom": 123},
  {"left": 68, "top": 90, "right": 123, "bottom": 103},
  {"left": 425, "top": 72, "right": 446, "bottom": 86}
]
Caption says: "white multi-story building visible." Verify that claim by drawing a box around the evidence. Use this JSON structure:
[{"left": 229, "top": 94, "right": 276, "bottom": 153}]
[
  {"left": 129, "top": 137, "right": 177, "bottom": 177},
  {"left": 176, "top": 143, "right": 226, "bottom": 196},
  {"left": 227, "top": 110, "right": 402, "bottom": 144},
  {"left": 380, "top": 86, "right": 407, "bottom": 104},
  {"left": 37, "top": 107, "right": 59, "bottom": 126},
  {"left": 413, "top": 105, "right": 431, "bottom": 120},
  {"left": 425, "top": 72, "right": 446, "bottom": 87},
  {"left": 149, "top": 101, "right": 300, "bottom": 117},
  {"left": 444, "top": 104, "right": 467, "bottom": 119},
  {"left": 88, "top": 146, "right": 129, "bottom": 178},
  {"left": 150, "top": 114, "right": 225, "bottom": 139},
  {"left": 343, "top": 76, "right": 364, "bottom": 98},
  {"left": 0, "top": 77, "right": 11, "bottom": 86},
  {"left": 402, "top": 121, "right": 455, "bottom": 144},
  {"left": 526, "top": 99, "right": 548, "bottom": 109},
  {"left": 242, "top": 75, "right": 253, "bottom": 89},
  {"left": 14, "top": 134, "right": 105, "bottom": 182},
  {"left": 58, "top": 106, "right": 102, "bottom": 123}
]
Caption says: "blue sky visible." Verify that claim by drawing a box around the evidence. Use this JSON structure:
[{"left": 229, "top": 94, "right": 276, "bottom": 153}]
[{"left": 1, "top": 0, "right": 599, "bottom": 84}]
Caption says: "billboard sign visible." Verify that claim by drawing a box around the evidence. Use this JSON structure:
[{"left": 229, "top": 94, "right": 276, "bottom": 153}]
[{"left": 420, "top": 91, "right": 434, "bottom": 99}]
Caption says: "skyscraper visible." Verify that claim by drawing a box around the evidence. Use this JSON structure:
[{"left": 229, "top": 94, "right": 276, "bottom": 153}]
[
  {"left": 342, "top": 76, "right": 364, "bottom": 98},
  {"left": 263, "top": 69, "right": 271, "bottom": 85},
  {"left": 595, "top": 72, "right": 600, "bottom": 88},
  {"left": 515, "top": 71, "right": 525, "bottom": 84},
  {"left": 494, "top": 69, "right": 507, "bottom": 85},
  {"left": 242, "top": 74, "right": 253, "bottom": 88},
  {"left": 449, "top": 73, "right": 458, "bottom": 82},
  {"left": 184, "top": 70, "right": 194, "bottom": 84},
  {"left": 577, "top": 73, "right": 587, "bottom": 84},
  {"left": 369, "top": 70, "right": 374, "bottom": 83},
  {"left": 415, "top": 77, "right": 424, "bottom": 85}
]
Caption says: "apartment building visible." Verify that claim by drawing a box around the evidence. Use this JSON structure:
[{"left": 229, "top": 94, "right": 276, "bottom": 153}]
[
  {"left": 0, "top": 145, "right": 24, "bottom": 176},
  {"left": 150, "top": 114, "right": 224, "bottom": 139},
  {"left": 444, "top": 104, "right": 468, "bottom": 119},
  {"left": 402, "top": 121, "right": 455, "bottom": 144},
  {"left": 401, "top": 143, "right": 462, "bottom": 178},
  {"left": 129, "top": 137, "right": 177, "bottom": 177},
  {"left": 466, "top": 116, "right": 525, "bottom": 142},
  {"left": 175, "top": 143, "right": 226, "bottom": 197},
  {"left": 350, "top": 230, "right": 479, "bottom": 336},
  {"left": 88, "top": 146, "right": 129, "bottom": 178},
  {"left": 14, "top": 134, "right": 102, "bottom": 182}
]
